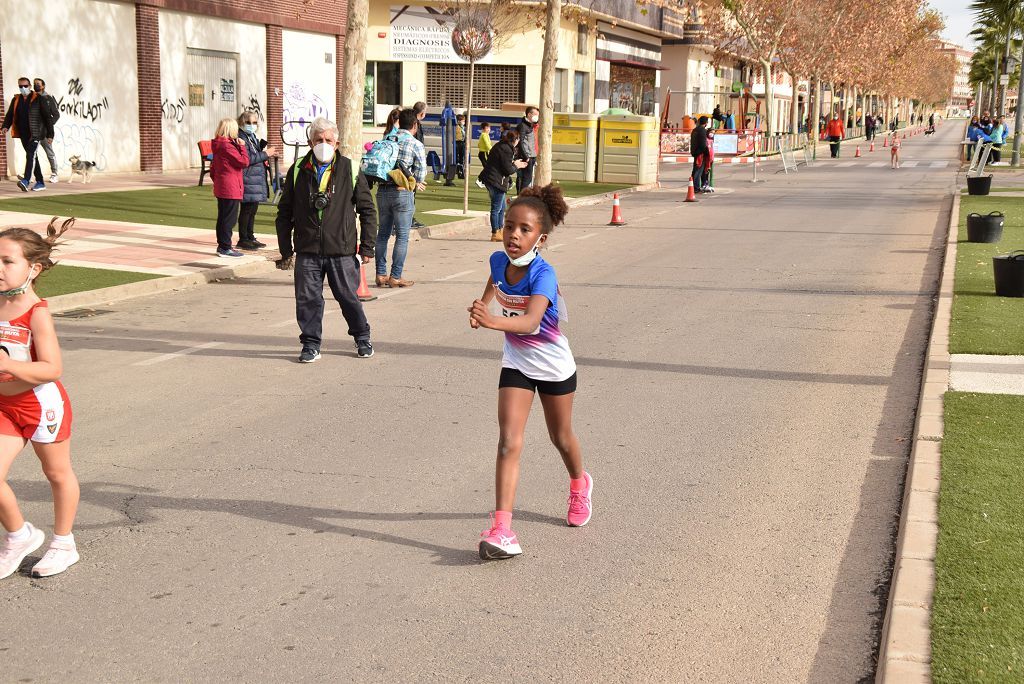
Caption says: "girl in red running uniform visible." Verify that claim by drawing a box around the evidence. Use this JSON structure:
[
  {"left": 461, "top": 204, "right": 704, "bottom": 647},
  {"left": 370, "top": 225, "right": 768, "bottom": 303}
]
[
  {"left": 0, "top": 218, "right": 79, "bottom": 580},
  {"left": 468, "top": 185, "right": 591, "bottom": 560}
]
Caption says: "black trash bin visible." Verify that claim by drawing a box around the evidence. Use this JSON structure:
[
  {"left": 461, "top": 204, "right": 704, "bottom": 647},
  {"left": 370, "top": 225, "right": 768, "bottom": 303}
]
[
  {"left": 966, "top": 175, "right": 993, "bottom": 195},
  {"left": 993, "top": 251, "right": 1024, "bottom": 297},
  {"left": 967, "top": 212, "right": 1005, "bottom": 243}
]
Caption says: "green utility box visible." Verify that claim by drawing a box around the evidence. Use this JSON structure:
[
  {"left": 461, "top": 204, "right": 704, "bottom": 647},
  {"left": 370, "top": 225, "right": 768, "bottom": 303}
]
[
  {"left": 551, "top": 113, "right": 599, "bottom": 182},
  {"left": 596, "top": 114, "right": 659, "bottom": 184}
]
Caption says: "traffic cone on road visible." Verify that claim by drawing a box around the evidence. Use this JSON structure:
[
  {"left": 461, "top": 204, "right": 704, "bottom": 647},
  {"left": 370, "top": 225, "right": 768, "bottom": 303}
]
[
  {"left": 684, "top": 178, "right": 698, "bottom": 203},
  {"left": 356, "top": 263, "right": 377, "bottom": 302},
  {"left": 869, "top": 140, "right": 875, "bottom": 152},
  {"left": 883, "top": 135, "right": 889, "bottom": 148},
  {"left": 854, "top": 145, "right": 861, "bottom": 158},
  {"left": 608, "top": 193, "right": 626, "bottom": 225}
]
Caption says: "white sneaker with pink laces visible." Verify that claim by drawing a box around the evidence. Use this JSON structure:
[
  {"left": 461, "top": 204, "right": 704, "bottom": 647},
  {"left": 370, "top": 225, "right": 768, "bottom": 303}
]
[
  {"left": 0, "top": 522, "right": 45, "bottom": 580},
  {"left": 567, "top": 471, "right": 593, "bottom": 527},
  {"left": 479, "top": 517, "right": 522, "bottom": 560},
  {"left": 31, "top": 538, "right": 79, "bottom": 578}
]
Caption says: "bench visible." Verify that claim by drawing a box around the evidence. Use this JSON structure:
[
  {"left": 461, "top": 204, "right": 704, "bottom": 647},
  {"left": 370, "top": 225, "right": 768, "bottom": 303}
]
[{"left": 197, "top": 140, "right": 213, "bottom": 186}]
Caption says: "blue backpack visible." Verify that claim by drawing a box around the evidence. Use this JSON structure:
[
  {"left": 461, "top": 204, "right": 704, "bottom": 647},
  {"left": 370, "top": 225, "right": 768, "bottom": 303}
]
[{"left": 361, "top": 134, "right": 400, "bottom": 181}]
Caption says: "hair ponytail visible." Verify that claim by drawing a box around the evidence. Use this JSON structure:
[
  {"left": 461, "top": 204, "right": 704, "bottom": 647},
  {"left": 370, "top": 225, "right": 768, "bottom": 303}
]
[{"left": 509, "top": 184, "right": 569, "bottom": 234}]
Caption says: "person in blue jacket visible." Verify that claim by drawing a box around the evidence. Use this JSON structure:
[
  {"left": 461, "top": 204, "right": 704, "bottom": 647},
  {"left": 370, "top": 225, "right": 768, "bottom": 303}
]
[
  {"left": 989, "top": 116, "right": 1006, "bottom": 163},
  {"left": 236, "top": 111, "right": 278, "bottom": 250}
]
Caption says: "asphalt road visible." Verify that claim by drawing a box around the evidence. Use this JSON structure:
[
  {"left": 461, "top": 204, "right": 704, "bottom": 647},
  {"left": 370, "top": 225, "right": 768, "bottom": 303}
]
[{"left": 1, "top": 123, "right": 960, "bottom": 682}]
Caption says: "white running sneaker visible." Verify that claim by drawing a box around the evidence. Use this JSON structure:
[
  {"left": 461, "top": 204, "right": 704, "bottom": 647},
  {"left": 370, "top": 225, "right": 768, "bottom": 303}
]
[
  {"left": 31, "top": 538, "right": 80, "bottom": 578},
  {"left": 0, "top": 523, "right": 45, "bottom": 579},
  {"left": 49, "top": 174, "right": 59, "bottom": 184}
]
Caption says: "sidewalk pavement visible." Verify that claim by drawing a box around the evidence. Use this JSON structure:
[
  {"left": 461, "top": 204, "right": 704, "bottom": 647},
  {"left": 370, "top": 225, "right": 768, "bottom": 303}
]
[{"left": 0, "top": 169, "right": 197, "bottom": 199}]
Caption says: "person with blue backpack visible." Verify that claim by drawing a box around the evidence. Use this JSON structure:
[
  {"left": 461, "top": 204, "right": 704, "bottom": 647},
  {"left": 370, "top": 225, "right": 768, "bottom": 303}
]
[{"left": 364, "top": 109, "right": 425, "bottom": 288}]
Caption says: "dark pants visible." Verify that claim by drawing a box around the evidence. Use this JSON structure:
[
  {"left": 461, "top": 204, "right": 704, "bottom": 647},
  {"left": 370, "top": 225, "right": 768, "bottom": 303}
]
[
  {"left": 20, "top": 138, "right": 43, "bottom": 185},
  {"left": 516, "top": 158, "right": 536, "bottom": 193},
  {"left": 691, "top": 157, "right": 707, "bottom": 189},
  {"left": 215, "top": 198, "right": 240, "bottom": 251},
  {"left": 478, "top": 151, "right": 487, "bottom": 167},
  {"left": 992, "top": 144, "right": 1002, "bottom": 163},
  {"left": 238, "top": 202, "right": 259, "bottom": 242},
  {"left": 294, "top": 253, "right": 370, "bottom": 350},
  {"left": 829, "top": 136, "right": 841, "bottom": 158}
]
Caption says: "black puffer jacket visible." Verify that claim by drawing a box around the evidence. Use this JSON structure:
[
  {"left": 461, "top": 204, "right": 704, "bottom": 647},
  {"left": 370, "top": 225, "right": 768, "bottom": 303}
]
[
  {"left": 240, "top": 130, "right": 270, "bottom": 203},
  {"left": 2, "top": 94, "right": 45, "bottom": 140},
  {"left": 275, "top": 151, "right": 378, "bottom": 259},
  {"left": 478, "top": 140, "right": 519, "bottom": 192}
]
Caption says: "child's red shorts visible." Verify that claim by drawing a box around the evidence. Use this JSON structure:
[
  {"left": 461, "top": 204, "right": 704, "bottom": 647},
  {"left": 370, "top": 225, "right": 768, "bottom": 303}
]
[{"left": 0, "top": 381, "right": 72, "bottom": 443}]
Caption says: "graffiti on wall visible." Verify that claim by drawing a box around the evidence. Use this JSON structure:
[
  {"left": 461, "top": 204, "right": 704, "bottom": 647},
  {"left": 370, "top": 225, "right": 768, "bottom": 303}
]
[
  {"left": 162, "top": 97, "right": 187, "bottom": 124},
  {"left": 53, "top": 123, "right": 108, "bottom": 172},
  {"left": 244, "top": 94, "right": 264, "bottom": 122},
  {"left": 281, "top": 82, "right": 328, "bottom": 145},
  {"left": 56, "top": 78, "right": 110, "bottom": 122}
]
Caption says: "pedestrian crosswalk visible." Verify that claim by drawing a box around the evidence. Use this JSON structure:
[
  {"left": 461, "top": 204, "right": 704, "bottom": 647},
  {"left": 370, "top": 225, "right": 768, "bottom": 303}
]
[{"left": 828, "top": 160, "right": 950, "bottom": 170}]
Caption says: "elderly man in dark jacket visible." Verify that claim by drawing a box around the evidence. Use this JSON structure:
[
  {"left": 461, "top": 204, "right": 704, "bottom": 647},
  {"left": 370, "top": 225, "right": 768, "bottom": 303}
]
[
  {"left": 1, "top": 76, "right": 48, "bottom": 191},
  {"left": 689, "top": 115, "right": 710, "bottom": 190},
  {"left": 514, "top": 106, "right": 539, "bottom": 192},
  {"left": 276, "top": 117, "right": 378, "bottom": 363},
  {"left": 236, "top": 111, "right": 278, "bottom": 251}
]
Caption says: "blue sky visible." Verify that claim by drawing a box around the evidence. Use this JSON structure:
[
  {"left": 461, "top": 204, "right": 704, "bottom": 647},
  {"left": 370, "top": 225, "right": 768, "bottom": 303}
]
[{"left": 929, "top": 0, "right": 974, "bottom": 49}]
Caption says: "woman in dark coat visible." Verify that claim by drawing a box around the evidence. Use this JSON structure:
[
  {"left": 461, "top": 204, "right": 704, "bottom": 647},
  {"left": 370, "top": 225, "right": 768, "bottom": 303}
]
[
  {"left": 236, "top": 111, "right": 277, "bottom": 250},
  {"left": 478, "top": 129, "right": 528, "bottom": 242}
]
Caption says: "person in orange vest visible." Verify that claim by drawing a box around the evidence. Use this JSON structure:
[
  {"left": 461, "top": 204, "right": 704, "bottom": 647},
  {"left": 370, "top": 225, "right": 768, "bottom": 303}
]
[
  {"left": 825, "top": 112, "right": 845, "bottom": 158},
  {"left": 1, "top": 77, "right": 48, "bottom": 192}
]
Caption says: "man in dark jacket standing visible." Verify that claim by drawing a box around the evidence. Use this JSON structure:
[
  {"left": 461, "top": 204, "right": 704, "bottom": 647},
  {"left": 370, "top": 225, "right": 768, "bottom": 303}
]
[
  {"left": 33, "top": 79, "right": 60, "bottom": 183},
  {"left": 275, "top": 117, "right": 378, "bottom": 363},
  {"left": 689, "top": 115, "right": 710, "bottom": 190},
  {"left": 514, "top": 106, "right": 539, "bottom": 192},
  {"left": 1, "top": 76, "right": 47, "bottom": 191}
]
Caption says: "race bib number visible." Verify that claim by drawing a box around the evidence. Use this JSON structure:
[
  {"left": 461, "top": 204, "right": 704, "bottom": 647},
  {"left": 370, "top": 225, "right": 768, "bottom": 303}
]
[
  {"left": 0, "top": 324, "right": 31, "bottom": 383},
  {"left": 494, "top": 286, "right": 540, "bottom": 335}
]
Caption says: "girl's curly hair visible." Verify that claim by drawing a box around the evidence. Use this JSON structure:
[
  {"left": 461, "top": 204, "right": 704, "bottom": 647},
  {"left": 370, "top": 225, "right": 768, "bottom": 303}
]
[
  {"left": 509, "top": 184, "right": 569, "bottom": 234},
  {"left": 0, "top": 217, "right": 74, "bottom": 272}
]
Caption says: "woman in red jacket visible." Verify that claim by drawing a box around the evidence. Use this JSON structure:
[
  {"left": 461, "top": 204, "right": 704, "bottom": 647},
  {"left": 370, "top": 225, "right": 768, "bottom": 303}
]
[
  {"left": 825, "top": 113, "right": 844, "bottom": 158},
  {"left": 210, "top": 118, "right": 250, "bottom": 257}
]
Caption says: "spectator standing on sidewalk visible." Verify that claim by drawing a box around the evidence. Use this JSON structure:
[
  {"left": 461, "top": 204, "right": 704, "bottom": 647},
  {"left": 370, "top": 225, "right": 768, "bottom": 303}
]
[
  {"left": 689, "top": 115, "right": 709, "bottom": 190},
  {"left": 411, "top": 102, "right": 428, "bottom": 230},
  {"left": 235, "top": 111, "right": 277, "bottom": 251},
  {"left": 479, "top": 129, "right": 528, "bottom": 242},
  {"left": 864, "top": 113, "right": 874, "bottom": 141},
  {"left": 515, "top": 106, "right": 539, "bottom": 192},
  {"left": 989, "top": 116, "right": 1006, "bottom": 163},
  {"left": 275, "top": 117, "right": 378, "bottom": 363},
  {"left": 1, "top": 77, "right": 47, "bottom": 192},
  {"left": 826, "top": 112, "right": 844, "bottom": 158},
  {"left": 375, "top": 109, "right": 426, "bottom": 289},
  {"left": 210, "top": 118, "right": 249, "bottom": 257},
  {"left": 32, "top": 79, "right": 60, "bottom": 184}
]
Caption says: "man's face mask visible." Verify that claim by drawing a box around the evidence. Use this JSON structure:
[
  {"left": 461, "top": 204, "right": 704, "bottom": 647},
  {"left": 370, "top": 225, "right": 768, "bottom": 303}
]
[{"left": 19, "top": 85, "right": 30, "bottom": 96}]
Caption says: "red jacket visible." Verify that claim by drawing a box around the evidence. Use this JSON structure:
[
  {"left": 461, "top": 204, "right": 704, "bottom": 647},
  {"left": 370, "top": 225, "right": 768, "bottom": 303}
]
[
  {"left": 210, "top": 136, "right": 250, "bottom": 200},
  {"left": 825, "top": 118, "right": 844, "bottom": 139}
]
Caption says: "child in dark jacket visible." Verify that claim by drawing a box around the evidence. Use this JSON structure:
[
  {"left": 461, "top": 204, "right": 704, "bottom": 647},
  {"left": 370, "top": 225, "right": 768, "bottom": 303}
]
[
  {"left": 211, "top": 118, "right": 250, "bottom": 257},
  {"left": 236, "top": 112, "right": 278, "bottom": 251}
]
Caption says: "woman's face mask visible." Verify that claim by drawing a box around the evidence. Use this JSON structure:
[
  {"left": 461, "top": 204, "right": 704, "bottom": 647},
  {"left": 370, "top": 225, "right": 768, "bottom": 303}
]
[{"left": 243, "top": 124, "right": 257, "bottom": 135}]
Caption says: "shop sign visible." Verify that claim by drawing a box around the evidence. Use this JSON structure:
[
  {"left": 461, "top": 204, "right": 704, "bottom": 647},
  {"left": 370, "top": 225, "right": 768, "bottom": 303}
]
[
  {"left": 389, "top": 6, "right": 492, "bottom": 63},
  {"left": 605, "top": 132, "right": 638, "bottom": 147},
  {"left": 188, "top": 84, "right": 205, "bottom": 107}
]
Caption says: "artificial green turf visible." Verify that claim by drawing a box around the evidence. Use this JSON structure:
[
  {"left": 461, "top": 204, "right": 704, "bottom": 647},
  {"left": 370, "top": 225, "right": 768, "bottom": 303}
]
[
  {"left": 0, "top": 179, "right": 633, "bottom": 231},
  {"left": 35, "top": 264, "right": 164, "bottom": 298},
  {"left": 951, "top": 195, "right": 1024, "bottom": 355},
  {"left": 932, "top": 392, "right": 1024, "bottom": 684}
]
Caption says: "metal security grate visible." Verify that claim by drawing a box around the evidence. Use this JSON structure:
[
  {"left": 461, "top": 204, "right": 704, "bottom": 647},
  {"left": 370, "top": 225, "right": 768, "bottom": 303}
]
[{"left": 426, "top": 64, "right": 525, "bottom": 109}]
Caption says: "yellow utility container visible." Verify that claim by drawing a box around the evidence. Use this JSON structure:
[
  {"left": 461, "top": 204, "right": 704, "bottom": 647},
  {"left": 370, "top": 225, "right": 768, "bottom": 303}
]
[
  {"left": 551, "top": 113, "right": 599, "bottom": 182},
  {"left": 596, "top": 114, "right": 659, "bottom": 184}
]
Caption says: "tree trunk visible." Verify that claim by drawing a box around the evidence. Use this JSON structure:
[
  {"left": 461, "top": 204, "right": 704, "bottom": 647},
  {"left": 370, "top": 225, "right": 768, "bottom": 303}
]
[
  {"left": 788, "top": 72, "right": 798, "bottom": 135},
  {"left": 463, "top": 59, "right": 476, "bottom": 214},
  {"left": 999, "top": 29, "right": 1012, "bottom": 116},
  {"left": 339, "top": 0, "right": 369, "bottom": 158},
  {"left": 1013, "top": 38, "right": 1024, "bottom": 165},
  {"left": 811, "top": 76, "right": 821, "bottom": 160},
  {"left": 760, "top": 58, "right": 774, "bottom": 138},
  {"left": 534, "top": 0, "right": 561, "bottom": 187}
]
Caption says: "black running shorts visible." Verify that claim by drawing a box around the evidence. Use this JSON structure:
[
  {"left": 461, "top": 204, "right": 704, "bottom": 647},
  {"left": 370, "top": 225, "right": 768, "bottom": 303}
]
[{"left": 499, "top": 367, "right": 577, "bottom": 396}]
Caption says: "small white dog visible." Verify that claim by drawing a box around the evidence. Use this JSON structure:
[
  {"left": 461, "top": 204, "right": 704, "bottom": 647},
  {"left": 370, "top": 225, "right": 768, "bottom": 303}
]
[{"left": 68, "top": 156, "right": 97, "bottom": 183}]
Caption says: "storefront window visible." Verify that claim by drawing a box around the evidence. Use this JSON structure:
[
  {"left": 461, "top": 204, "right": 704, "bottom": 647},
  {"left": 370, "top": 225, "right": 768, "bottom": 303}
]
[
  {"left": 574, "top": 71, "right": 589, "bottom": 113},
  {"left": 609, "top": 64, "right": 655, "bottom": 116},
  {"left": 364, "top": 61, "right": 403, "bottom": 124}
]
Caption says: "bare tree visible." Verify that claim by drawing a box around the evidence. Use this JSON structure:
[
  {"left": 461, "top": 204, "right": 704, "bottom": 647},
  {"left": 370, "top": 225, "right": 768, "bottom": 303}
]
[{"left": 340, "top": 0, "right": 369, "bottom": 158}]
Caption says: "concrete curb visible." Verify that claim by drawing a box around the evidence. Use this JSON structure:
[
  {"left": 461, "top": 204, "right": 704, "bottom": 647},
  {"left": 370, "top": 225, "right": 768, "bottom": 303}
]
[
  {"left": 48, "top": 258, "right": 278, "bottom": 314},
  {"left": 875, "top": 191, "right": 958, "bottom": 682},
  {"left": 414, "top": 182, "right": 661, "bottom": 240}
]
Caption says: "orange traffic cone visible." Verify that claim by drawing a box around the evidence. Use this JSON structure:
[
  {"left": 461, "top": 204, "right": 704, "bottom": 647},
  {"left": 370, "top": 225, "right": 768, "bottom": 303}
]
[
  {"left": 684, "top": 177, "right": 698, "bottom": 203},
  {"left": 869, "top": 140, "right": 875, "bottom": 152},
  {"left": 883, "top": 135, "right": 889, "bottom": 147},
  {"left": 902, "top": 132, "right": 906, "bottom": 139},
  {"left": 854, "top": 145, "right": 861, "bottom": 158},
  {"left": 356, "top": 263, "right": 377, "bottom": 302},
  {"left": 608, "top": 193, "right": 626, "bottom": 225}
]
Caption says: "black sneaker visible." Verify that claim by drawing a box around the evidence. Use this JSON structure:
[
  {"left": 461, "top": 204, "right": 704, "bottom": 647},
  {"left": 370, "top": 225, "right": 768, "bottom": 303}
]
[
  {"left": 356, "top": 340, "right": 374, "bottom": 358},
  {"left": 236, "top": 240, "right": 259, "bottom": 251},
  {"left": 252, "top": 239, "right": 267, "bottom": 248},
  {"left": 299, "top": 347, "right": 321, "bottom": 363},
  {"left": 412, "top": 219, "right": 426, "bottom": 229}
]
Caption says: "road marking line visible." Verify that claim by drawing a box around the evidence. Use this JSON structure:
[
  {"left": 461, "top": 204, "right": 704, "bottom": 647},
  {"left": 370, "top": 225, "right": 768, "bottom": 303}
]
[
  {"left": 902, "top": 160, "right": 919, "bottom": 168},
  {"left": 576, "top": 233, "right": 598, "bottom": 240},
  {"left": 548, "top": 243, "right": 565, "bottom": 250},
  {"left": 435, "top": 270, "right": 475, "bottom": 281},
  {"left": 270, "top": 319, "right": 295, "bottom": 328},
  {"left": 929, "top": 161, "right": 948, "bottom": 168},
  {"left": 867, "top": 162, "right": 886, "bottom": 168},
  {"left": 376, "top": 288, "right": 414, "bottom": 300},
  {"left": 133, "top": 341, "right": 223, "bottom": 366},
  {"left": 836, "top": 161, "right": 857, "bottom": 167}
]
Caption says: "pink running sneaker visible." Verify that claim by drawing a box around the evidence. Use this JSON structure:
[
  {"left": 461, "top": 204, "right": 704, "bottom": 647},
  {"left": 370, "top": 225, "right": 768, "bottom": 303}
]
[
  {"left": 479, "top": 517, "right": 523, "bottom": 560},
  {"left": 567, "top": 471, "right": 593, "bottom": 527},
  {"left": 0, "top": 523, "right": 45, "bottom": 580},
  {"left": 31, "top": 538, "right": 80, "bottom": 578}
]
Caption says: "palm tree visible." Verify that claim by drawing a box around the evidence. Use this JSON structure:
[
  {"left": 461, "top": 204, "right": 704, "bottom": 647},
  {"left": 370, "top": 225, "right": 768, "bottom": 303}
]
[{"left": 969, "top": 0, "right": 1024, "bottom": 117}]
